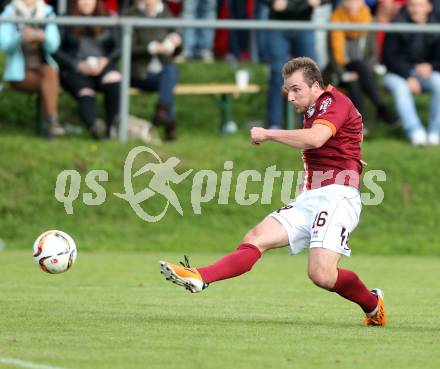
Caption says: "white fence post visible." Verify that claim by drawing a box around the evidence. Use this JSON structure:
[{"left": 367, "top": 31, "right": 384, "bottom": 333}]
[
  {"left": 118, "top": 23, "right": 133, "bottom": 143},
  {"left": 58, "top": 0, "right": 67, "bottom": 15}
]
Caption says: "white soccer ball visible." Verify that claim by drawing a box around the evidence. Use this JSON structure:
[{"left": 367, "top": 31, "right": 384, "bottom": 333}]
[{"left": 33, "top": 230, "right": 77, "bottom": 274}]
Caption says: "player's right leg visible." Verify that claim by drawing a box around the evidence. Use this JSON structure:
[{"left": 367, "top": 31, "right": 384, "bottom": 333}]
[
  {"left": 307, "top": 248, "right": 387, "bottom": 326},
  {"left": 305, "top": 186, "right": 387, "bottom": 326},
  {"left": 159, "top": 216, "right": 289, "bottom": 293},
  {"left": 364, "top": 288, "right": 387, "bottom": 326}
]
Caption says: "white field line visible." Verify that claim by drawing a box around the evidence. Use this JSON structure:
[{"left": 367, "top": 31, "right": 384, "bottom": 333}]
[{"left": 0, "top": 357, "right": 69, "bottom": 369}]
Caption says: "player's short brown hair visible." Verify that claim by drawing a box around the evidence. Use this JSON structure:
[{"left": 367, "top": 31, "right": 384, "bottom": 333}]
[{"left": 282, "top": 57, "right": 324, "bottom": 89}]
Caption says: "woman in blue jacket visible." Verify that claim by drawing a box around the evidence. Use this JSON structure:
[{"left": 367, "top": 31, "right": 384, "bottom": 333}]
[{"left": 0, "top": 0, "right": 64, "bottom": 138}]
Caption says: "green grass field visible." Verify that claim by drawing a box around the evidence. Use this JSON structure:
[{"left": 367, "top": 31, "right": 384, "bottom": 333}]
[{"left": 1, "top": 251, "right": 439, "bottom": 369}]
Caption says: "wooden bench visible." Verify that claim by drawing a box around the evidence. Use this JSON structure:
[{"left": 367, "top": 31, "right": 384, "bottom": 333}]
[
  {"left": 1, "top": 82, "right": 261, "bottom": 136},
  {"left": 129, "top": 83, "right": 261, "bottom": 133}
]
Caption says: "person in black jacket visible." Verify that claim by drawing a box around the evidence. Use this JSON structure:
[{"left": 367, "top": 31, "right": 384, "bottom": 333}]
[
  {"left": 262, "top": 0, "right": 320, "bottom": 129},
  {"left": 382, "top": 0, "right": 440, "bottom": 146},
  {"left": 54, "top": 0, "right": 121, "bottom": 139},
  {"left": 0, "top": 0, "right": 8, "bottom": 12},
  {"left": 125, "top": 0, "right": 181, "bottom": 141}
]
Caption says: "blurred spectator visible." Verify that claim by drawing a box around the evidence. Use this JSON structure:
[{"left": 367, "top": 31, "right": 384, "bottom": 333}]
[
  {"left": 382, "top": 0, "right": 440, "bottom": 146},
  {"left": 434, "top": 0, "right": 440, "bottom": 16},
  {"left": 44, "top": 0, "right": 59, "bottom": 12},
  {"left": 375, "top": 0, "right": 406, "bottom": 59},
  {"left": 118, "top": 0, "right": 129, "bottom": 13},
  {"left": 255, "top": 0, "right": 271, "bottom": 63},
  {"left": 126, "top": 0, "right": 181, "bottom": 141},
  {"left": 328, "top": 0, "right": 397, "bottom": 124},
  {"left": 165, "top": 0, "right": 182, "bottom": 15},
  {"left": 227, "top": 0, "right": 251, "bottom": 62},
  {"left": 263, "top": 0, "right": 319, "bottom": 128},
  {"left": 103, "top": 0, "right": 118, "bottom": 12},
  {"left": 45, "top": 0, "right": 120, "bottom": 15},
  {"left": 312, "top": 0, "right": 333, "bottom": 69},
  {"left": 0, "top": 0, "right": 64, "bottom": 138},
  {"left": 180, "top": 0, "right": 216, "bottom": 62},
  {"left": 212, "top": 0, "right": 229, "bottom": 59},
  {"left": 54, "top": 0, "right": 121, "bottom": 139}
]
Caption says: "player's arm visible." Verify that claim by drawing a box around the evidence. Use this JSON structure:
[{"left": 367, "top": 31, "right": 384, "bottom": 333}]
[{"left": 250, "top": 124, "right": 333, "bottom": 149}]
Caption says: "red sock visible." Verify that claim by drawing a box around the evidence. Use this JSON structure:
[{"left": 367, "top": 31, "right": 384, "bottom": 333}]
[
  {"left": 197, "top": 243, "right": 262, "bottom": 283},
  {"left": 332, "top": 269, "right": 378, "bottom": 313}
]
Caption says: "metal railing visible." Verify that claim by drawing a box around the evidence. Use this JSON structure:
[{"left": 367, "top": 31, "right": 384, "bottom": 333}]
[{"left": 1, "top": 16, "right": 439, "bottom": 141}]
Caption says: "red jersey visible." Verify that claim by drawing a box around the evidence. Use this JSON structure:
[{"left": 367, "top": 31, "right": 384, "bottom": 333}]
[{"left": 302, "top": 85, "right": 363, "bottom": 190}]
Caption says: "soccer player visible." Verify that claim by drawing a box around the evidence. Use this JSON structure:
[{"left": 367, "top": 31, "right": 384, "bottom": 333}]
[{"left": 158, "top": 57, "right": 387, "bottom": 326}]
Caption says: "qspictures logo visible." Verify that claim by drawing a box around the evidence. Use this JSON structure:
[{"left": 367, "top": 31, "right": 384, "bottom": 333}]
[{"left": 54, "top": 146, "right": 386, "bottom": 222}]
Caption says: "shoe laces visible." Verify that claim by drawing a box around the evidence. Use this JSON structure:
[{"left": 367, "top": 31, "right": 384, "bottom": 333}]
[
  {"left": 178, "top": 255, "right": 208, "bottom": 289},
  {"left": 179, "top": 255, "right": 192, "bottom": 269},
  {"left": 376, "top": 305, "right": 385, "bottom": 321},
  {"left": 364, "top": 305, "right": 385, "bottom": 325}
]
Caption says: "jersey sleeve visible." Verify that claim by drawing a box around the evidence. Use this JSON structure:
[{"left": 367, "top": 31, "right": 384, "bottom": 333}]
[{"left": 313, "top": 95, "right": 349, "bottom": 136}]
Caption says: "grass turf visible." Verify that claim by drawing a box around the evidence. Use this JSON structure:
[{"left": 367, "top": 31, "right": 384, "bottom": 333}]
[{"left": 1, "top": 251, "right": 439, "bottom": 369}]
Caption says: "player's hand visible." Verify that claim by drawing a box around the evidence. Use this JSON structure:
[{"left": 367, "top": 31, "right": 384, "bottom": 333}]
[
  {"left": 250, "top": 127, "right": 268, "bottom": 145},
  {"left": 341, "top": 71, "right": 358, "bottom": 82},
  {"left": 406, "top": 76, "right": 422, "bottom": 95},
  {"left": 273, "top": 0, "right": 288, "bottom": 11},
  {"left": 415, "top": 63, "right": 432, "bottom": 80},
  {"left": 77, "top": 61, "right": 93, "bottom": 76},
  {"left": 167, "top": 32, "right": 182, "bottom": 47},
  {"left": 95, "top": 57, "right": 109, "bottom": 75},
  {"left": 308, "top": 0, "right": 321, "bottom": 7},
  {"left": 21, "top": 27, "right": 41, "bottom": 43},
  {"left": 155, "top": 42, "right": 174, "bottom": 56},
  {"left": 33, "top": 29, "right": 45, "bottom": 42}
]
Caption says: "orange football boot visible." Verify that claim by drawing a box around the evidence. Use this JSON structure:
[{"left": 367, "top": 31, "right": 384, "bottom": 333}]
[
  {"left": 364, "top": 288, "right": 387, "bottom": 326},
  {"left": 159, "top": 256, "right": 208, "bottom": 293}
]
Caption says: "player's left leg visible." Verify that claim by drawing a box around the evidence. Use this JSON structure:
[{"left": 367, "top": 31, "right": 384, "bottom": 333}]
[
  {"left": 307, "top": 247, "right": 340, "bottom": 290},
  {"left": 159, "top": 216, "right": 288, "bottom": 292},
  {"left": 307, "top": 185, "right": 387, "bottom": 326},
  {"left": 308, "top": 248, "right": 377, "bottom": 309},
  {"left": 307, "top": 248, "right": 387, "bottom": 326}
]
